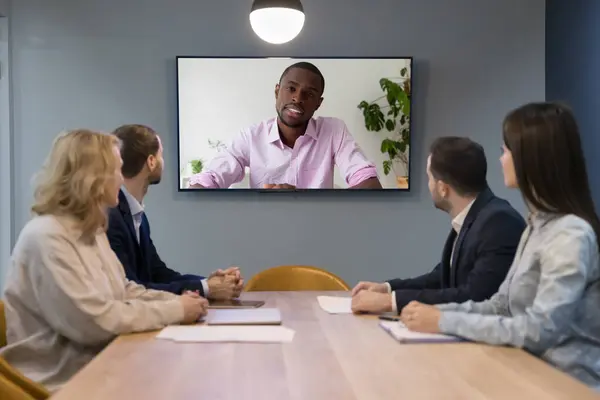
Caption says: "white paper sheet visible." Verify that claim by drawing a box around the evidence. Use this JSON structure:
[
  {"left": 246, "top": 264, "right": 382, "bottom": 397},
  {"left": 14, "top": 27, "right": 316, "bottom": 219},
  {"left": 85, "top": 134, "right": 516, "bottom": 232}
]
[
  {"left": 317, "top": 296, "right": 353, "bottom": 314},
  {"left": 156, "top": 325, "right": 295, "bottom": 343},
  {"left": 379, "top": 320, "right": 461, "bottom": 343}
]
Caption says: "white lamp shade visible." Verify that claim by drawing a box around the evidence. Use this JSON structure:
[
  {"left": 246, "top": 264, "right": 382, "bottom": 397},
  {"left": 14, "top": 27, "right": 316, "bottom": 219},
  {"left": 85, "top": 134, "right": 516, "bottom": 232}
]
[{"left": 250, "top": 7, "right": 305, "bottom": 44}]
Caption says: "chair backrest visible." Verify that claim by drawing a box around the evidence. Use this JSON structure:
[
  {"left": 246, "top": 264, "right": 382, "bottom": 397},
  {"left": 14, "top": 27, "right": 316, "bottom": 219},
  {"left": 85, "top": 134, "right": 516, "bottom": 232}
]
[
  {"left": 0, "top": 300, "right": 6, "bottom": 348},
  {"left": 0, "top": 358, "right": 50, "bottom": 400},
  {"left": 0, "top": 374, "right": 36, "bottom": 400},
  {"left": 244, "top": 265, "right": 350, "bottom": 292}
]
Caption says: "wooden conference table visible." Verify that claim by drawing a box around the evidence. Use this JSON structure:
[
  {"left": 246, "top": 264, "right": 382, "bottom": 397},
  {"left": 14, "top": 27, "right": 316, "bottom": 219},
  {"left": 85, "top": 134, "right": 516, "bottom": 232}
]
[{"left": 52, "top": 291, "right": 599, "bottom": 400}]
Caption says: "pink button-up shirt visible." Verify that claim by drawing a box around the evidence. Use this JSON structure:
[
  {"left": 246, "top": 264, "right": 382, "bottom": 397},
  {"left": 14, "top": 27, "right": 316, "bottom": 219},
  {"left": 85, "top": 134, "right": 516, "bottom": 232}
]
[{"left": 189, "top": 117, "right": 378, "bottom": 189}]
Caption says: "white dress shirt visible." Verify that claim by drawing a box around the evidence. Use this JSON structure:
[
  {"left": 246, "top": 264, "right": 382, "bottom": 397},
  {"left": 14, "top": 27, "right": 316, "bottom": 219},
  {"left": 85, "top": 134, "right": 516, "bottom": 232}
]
[{"left": 121, "top": 186, "right": 144, "bottom": 243}]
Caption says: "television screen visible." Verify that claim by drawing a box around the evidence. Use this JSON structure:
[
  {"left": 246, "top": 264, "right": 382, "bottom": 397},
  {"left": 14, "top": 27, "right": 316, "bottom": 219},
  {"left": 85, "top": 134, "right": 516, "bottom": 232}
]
[{"left": 176, "top": 56, "right": 413, "bottom": 191}]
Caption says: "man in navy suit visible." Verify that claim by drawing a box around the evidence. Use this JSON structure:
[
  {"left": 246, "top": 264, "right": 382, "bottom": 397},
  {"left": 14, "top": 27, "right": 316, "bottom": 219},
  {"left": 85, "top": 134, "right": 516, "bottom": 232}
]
[
  {"left": 350, "top": 136, "right": 526, "bottom": 314},
  {"left": 107, "top": 124, "right": 243, "bottom": 299}
]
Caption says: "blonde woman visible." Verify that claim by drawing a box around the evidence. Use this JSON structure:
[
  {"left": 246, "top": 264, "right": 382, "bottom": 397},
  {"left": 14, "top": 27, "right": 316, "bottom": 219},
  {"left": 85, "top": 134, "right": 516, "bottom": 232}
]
[{"left": 0, "top": 130, "right": 207, "bottom": 393}]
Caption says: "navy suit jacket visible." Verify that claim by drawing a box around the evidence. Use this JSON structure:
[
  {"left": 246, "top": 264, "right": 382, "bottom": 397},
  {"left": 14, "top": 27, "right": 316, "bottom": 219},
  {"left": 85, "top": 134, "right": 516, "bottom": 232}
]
[
  {"left": 388, "top": 187, "right": 526, "bottom": 311},
  {"left": 106, "top": 190, "right": 206, "bottom": 295}
]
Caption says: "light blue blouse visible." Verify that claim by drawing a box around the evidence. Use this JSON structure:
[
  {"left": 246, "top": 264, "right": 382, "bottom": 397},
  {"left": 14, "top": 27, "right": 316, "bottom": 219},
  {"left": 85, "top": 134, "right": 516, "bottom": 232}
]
[{"left": 438, "top": 212, "right": 600, "bottom": 390}]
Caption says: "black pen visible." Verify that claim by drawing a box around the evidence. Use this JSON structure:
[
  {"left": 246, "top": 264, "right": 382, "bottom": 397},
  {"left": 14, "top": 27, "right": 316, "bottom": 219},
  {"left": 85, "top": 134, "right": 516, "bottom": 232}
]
[{"left": 378, "top": 315, "right": 400, "bottom": 322}]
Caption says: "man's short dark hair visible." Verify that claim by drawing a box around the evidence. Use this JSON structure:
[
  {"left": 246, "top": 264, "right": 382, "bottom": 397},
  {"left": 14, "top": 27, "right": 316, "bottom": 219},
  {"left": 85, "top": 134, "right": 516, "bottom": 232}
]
[
  {"left": 112, "top": 124, "right": 160, "bottom": 179},
  {"left": 429, "top": 136, "right": 487, "bottom": 196},
  {"left": 279, "top": 62, "right": 325, "bottom": 94}
]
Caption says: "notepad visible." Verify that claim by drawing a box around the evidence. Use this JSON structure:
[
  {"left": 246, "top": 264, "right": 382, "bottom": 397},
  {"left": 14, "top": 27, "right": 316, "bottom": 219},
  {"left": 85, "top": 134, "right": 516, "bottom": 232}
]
[
  {"left": 208, "top": 299, "right": 265, "bottom": 309},
  {"left": 205, "top": 308, "right": 282, "bottom": 325},
  {"left": 156, "top": 325, "right": 295, "bottom": 343},
  {"left": 379, "top": 320, "right": 461, "bottom": 343},
  {"left": 317, "top": 296, "right": 352, "bottom": 314}
]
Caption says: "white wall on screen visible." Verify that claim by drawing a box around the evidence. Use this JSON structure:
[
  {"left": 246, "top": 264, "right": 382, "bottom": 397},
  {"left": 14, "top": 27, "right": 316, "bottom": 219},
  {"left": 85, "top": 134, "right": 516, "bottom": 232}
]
[{"left": 177, "top": 57, "right": 412, "bottom": 189}]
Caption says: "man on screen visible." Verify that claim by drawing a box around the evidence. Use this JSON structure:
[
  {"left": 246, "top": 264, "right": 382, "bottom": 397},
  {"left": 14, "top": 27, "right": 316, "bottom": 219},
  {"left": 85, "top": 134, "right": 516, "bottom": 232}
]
[{"left": 189, "top": 62, "right": 382, "bottom": 189}]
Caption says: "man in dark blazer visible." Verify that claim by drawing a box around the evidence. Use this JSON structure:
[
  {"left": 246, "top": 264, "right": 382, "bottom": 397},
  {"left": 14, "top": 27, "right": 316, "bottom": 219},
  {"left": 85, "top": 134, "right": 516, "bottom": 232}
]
[
  {"left": 107, "top": 124, "right": 243, "bottom": 298},
  {"left": 351, "top": 137, "right": 526, "bottom": 314}
]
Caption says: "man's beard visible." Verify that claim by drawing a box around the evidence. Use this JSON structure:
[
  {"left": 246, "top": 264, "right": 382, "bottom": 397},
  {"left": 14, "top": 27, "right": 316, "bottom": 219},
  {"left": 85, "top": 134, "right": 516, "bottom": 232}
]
[
  {"left": 149, "top": 171, "right": 162, "bottom": 186},
  {"left": 433, "top": 196, "right": 451, "bottom": 213}
]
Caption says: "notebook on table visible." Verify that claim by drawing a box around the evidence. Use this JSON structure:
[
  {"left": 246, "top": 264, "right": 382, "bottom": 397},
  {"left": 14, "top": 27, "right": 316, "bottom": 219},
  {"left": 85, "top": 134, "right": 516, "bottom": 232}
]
[
  {"left": 205, "top": 308, "right": 282, "bottom": 325},
  {"left": 379, "top": 320, "right": 462, "bottom": 343},
  {"left": 208, "top": 299, "right": 265, "bottom": 309}
]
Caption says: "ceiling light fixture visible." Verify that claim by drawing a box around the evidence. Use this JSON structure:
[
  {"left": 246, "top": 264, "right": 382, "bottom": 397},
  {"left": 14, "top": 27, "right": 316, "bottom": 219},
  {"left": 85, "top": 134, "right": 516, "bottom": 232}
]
[{"left": 249, "top": 0, "right": 305, "bottom": 45}]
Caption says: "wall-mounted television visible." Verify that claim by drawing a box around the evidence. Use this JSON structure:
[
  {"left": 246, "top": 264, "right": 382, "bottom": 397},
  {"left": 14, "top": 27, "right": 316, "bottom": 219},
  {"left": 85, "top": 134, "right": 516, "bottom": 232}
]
[{"left": 176, "top": 56, "right": 413, "bottom": 191}]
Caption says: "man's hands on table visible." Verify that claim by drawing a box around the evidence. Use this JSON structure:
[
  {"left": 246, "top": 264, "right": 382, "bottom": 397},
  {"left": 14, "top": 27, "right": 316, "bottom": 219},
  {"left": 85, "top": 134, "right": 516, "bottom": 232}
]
[
  {"left": 350, "top": 281, "right": 393, "bottom": 313},
  {"left": 207, "top": 266, "right": 244, "bottom": 300}
]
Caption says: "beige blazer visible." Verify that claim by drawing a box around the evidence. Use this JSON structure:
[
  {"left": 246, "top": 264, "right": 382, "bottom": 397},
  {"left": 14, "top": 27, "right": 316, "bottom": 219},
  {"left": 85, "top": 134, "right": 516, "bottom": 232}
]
[{"left": 0, "top": 214, "right": 185, "bottom": 393}]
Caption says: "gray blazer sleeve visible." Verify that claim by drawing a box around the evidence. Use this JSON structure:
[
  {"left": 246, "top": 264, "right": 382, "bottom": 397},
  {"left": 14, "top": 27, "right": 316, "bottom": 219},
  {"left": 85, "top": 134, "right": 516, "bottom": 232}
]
[
  {"left": 437, "top": 223, "right": 597, "bottom": 354},
  {"left": 436, "top": 274, "right": 511, "bottom": 316}
]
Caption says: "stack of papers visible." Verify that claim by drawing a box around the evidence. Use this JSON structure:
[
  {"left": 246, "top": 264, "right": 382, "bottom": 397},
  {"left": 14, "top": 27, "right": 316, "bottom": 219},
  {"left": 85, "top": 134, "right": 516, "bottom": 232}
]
[
  {"left": 379, "top": 320, "right": 461, "bottom": 343},
  {"left": 156, "top": 325, "right": 295, "bottom": 343},
  {"left": 317, "top": 296, "right": 353, "bottom": 314}
]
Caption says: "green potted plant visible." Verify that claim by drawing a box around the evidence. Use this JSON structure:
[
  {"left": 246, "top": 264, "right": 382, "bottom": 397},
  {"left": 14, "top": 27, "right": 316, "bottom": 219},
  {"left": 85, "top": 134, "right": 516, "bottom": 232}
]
[
  {"left": 180, "top": 159, "right": 203, "bottom": 188},
  {"left": 190, "top": 159, "right": 203, "bottom": 175},
  {"left": 358, "top": 67, "right": 411, "bottom": 188}
]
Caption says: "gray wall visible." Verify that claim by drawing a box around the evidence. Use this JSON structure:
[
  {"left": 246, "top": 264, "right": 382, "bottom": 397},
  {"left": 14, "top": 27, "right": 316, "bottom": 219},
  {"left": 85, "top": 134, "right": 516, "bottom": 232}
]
[
  {"left": 3, "top": 0, "right": 545, "bottom": 287},
  {"left": 546, "top": 0, "right": 600, "bottom": 202},
  {"left": 0, "top": 16, "right": 11, "bottom": 286}
]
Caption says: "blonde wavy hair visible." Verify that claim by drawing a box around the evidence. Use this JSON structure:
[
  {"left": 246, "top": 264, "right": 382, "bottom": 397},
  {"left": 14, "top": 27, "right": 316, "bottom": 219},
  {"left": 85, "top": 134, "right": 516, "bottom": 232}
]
[{"left": 31, "top": 129, "right": 121, "bottom": 242}]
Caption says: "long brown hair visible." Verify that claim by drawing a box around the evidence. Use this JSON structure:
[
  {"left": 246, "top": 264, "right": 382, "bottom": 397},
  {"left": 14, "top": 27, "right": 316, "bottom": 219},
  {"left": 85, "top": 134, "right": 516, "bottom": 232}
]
[
  {"left": 502, "top": 101, "right": 600, "bottom": 245},
  {"left": 32, "top": 129, "right": 121, "bottom": 242}
]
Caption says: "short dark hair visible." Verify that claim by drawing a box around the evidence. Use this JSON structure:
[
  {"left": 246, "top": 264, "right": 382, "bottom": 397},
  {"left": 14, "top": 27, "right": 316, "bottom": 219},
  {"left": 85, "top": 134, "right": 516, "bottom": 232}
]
[
  {"left": 503, "top": 101, "right": 600, "bottom": 246},
  {"left": 429, "top": 136, "right": 488, "bottom": 196},
  {"left": 279, "top": 62, "right": 325, "bottom": 94},
  {"left": 112, "top": 124, "right": 160, "bottom": 179}
]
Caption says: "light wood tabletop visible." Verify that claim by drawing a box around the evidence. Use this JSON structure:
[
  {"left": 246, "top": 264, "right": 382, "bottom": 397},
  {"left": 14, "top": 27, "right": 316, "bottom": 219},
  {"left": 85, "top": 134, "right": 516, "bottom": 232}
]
[{"left": 51, "top": 291, "right": 599, "bottom": 400}]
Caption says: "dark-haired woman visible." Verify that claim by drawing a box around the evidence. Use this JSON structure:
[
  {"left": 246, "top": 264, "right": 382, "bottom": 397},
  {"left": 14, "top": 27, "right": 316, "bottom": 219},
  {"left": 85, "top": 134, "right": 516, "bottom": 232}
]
[{"left": 400, "top": 102, "right": 600, "bottom": 390}]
